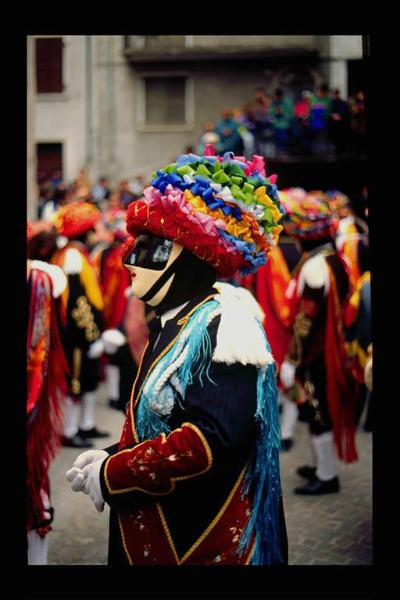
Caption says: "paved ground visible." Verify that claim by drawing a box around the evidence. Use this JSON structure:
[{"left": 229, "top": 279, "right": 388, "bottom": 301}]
[{"left": 48, "top": 384, "right": 372, "bottom": 565}]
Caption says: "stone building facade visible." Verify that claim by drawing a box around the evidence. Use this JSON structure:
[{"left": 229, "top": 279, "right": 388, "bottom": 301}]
[{"left": 27, "top": 35, "right": 364, "bottom": 216}]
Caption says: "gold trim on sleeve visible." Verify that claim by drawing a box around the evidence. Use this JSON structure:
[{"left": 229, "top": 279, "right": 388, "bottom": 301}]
[{"left": 104, "top": 423, "right": 212, "bottom": 496}]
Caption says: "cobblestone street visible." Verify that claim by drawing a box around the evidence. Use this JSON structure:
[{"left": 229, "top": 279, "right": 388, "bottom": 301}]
[{"left": 48, "top": 384, "right": 372, "bottom": 565}]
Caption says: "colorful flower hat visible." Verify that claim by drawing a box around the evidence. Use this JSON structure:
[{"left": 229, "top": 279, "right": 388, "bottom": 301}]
[
  {"left": 125, "top": 147, "right": 285, "bottom": 277},
  {"left": 279, "top": 188, "right": 334, "bottom": 241},
  {"left": 52, "top": 202, "right": 101, "bottom": 239}
]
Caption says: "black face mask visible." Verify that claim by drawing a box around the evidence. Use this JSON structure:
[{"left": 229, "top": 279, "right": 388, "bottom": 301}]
[
  {"left": 154, "top": 246, "right": 217, "bottom": 316},
  {"left": 124, "top": 233, "right": 217, "bottom": 316},
  {"left": 123, "top": 234, "right": 173, "bottom": 271}
]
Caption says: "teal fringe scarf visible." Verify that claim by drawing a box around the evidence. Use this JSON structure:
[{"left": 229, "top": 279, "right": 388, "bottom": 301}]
[{"left": 135, "top": 300, "right": 284, "bottom": 565}]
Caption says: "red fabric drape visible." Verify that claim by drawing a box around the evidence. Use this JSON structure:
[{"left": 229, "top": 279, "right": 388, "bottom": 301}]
[
  {"left": 27, "top": 269, "right": 69, "bottom": 533},
  {"left": 324, "top": 269, "right": 358, "bottom": 463},
  {"left": 100, "top": 245, "right": 130, "bottom": 329},
  {"left": 255, "top": 247, "right": 292, "bottom": 368}
]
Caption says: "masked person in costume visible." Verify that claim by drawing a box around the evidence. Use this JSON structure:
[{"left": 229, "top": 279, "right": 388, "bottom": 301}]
[
  {"left": 327, "top": 190, "right": 370, "bottom": 428},
  {"left": 279, "top": 191, "right": 358, "bottom": 495},
  {"left": 253, "top": 189, "right": 304, "bottom": 453},
  {"left": 66, "top": 148, "right": 288, "bottom": 565},
  {"left": 344, "top": 270, "right": 372, "bottom": 431},
  {"left": 27, "top": 224, "right": 69, "bottom": 564},
  {"left": 91, "top": 209, "right": 139, "bottom": 413},
  {"left": 231, "top": 187, "right": 303, "bottom": 453},
  {"left": 326, "top": 190, "right": 369, "bottom": 291},
  {"left": 51, "top": 202, "right": 109, "bottom": 447}
]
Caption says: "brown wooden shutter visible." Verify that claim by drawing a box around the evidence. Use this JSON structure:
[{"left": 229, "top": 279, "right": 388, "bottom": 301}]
[{"left": 36, "top": 38, "right": 63, "bottom": 93}]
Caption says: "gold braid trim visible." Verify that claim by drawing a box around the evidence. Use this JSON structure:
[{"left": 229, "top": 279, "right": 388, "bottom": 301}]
[
  {"left": 130, "top": 294, "right": 217, "bottom": 442},
  {"left": 179, "top": 464, "right": 247, "bottom": 564},
  {"left": 71, "top": 348, "right": 82, "bottom": 395},
  {"left": 71, "top": 295, "right": 100, "bottom": 342},
  {"left": 117, "top": 513, "right": 134, "bottom": 565},
  {"left": 103, "top": 423, "right": 213, "bottom": 496}
]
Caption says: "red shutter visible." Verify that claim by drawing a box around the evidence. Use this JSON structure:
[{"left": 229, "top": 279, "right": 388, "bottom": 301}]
[{"left": 36, "top": 38, "right": 63, "bottom": 93}]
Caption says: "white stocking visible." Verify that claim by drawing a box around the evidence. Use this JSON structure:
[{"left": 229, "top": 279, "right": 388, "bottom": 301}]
[
  {"left": 63, "top": 396, "right": 80, "bottom": 438},
  {"left": 80, "top": 392, "right": 96, "bottom": 431},
  {"left": 105, "top": 364, "right": 120, "bottom": 400},
  {"left": 279, "top": 390, "right": 299, "bottom": 440},
  {"left": 27, "top": 530, "right": 48, "bottom": 565},
  {"left": 307, "top": 434, "right": 317, "bottom": 467},
  {"left": 312, "top": 432, "right": 338, "bottom": 481}
]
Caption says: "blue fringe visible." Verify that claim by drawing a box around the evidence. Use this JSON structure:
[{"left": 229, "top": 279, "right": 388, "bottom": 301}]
[
  {"left": 136, "top": 301, "right": 219, "bottom": 442},
  {"left": 136, "top": 302, "right": 284, "bottom": 565},
  {"left": 237, "top": 328, "right": 284, "bottom": 565}
]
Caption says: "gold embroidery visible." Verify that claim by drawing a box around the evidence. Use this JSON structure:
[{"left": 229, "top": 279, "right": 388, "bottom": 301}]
[
  {"left": 304, "top": 377, "right": 325, "bottom": 425},
  {"left": 293, "top": 311, "right": 312, "bottom": 338},
  {"left": 71, "top": 295, "right": 100, "bottom": 342},
  {"left": 178, "top": 464, "right": 247, "bottom": 564},
  {"left": 104, "top": 424, "right": 212, "bottom": 496},
  {"left": 71, "top": 348, "right": 82, "bottom": 395}
]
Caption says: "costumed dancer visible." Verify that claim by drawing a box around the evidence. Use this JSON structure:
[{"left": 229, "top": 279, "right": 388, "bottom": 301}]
[
  {"left": 279, "top": 191, "right": 358, "bottom": 495},
  {"left": 327, "top": 190, "right": 369, "bottom": 291},
  {"left": 66, "top": 147, "right": 288, "bottom": 565},
  {"left": 328, "top": 189, "right": 370, "bottom": 426},
  {"left": 92, "top": 209, "right": 139, "bottom": 413},
  {"left": 254, "top": 188, "right": 304, "bottom": 452},
  {"left": 51, "top": 202, "right": 109, "bottom": 448},
  {"left": 344, "top": 270, "right": 372, "bottom": 431},
  {"left": 27, "top": 225, "right": 69, "bottom": 564}
]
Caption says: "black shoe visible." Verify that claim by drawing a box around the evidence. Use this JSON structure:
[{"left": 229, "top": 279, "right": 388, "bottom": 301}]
[
  {"left": 62, "top": 434, "right": 94, "bottom": 448},
  {"left": 294, "top": 476, "right": 340, "bottom": 495},
  {"left": 78, "top": 427, "right": 110, "bottom": 439},
  {"left": 296, "top": 465, "right": 317, "bottom": 480},
  {"left": 281, "top": 438, "right": 293, "bottom": 452}
]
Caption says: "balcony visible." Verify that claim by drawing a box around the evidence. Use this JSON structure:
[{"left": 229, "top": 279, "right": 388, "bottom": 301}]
[{"left": 124, "top": 35, "right": 320, "bottom": 64}]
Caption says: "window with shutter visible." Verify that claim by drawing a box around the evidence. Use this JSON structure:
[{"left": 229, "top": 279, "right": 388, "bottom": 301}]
[
  {"left": 36, "top": 143, "right": 63, "bottom": 183},
  {"left": 145, "top": 77, "right": 186, "bottom": 125},
  {"left": 36, "top": 38, "right": 63, "bottom": 94}
]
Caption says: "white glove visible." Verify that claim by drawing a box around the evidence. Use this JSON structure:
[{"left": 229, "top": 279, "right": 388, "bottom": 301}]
[
  {"left": 82, "top": 459, "right": 106, "bottom": 512},
  {"left": 87, "top": 338, "right": 104, "bottom": 359},
  {"left": 74, "top": 449, "right": 109, "bottom": 469},
  {"left": 65, "top": 449, "right": 108, "bottom": 492},
  {"left": 102, "top": 329, "right": 126, "bottom": 355},
  {"left": 280, "top": 360, "right": 296, "bottom": 389},
  {"left": 65, "top": 466, "right": 88, "bottom": 493}
]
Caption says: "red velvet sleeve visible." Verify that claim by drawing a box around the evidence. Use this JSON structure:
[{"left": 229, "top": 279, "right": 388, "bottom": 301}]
[{"left": 100, "top": 422, "right": 212, "bottom": 502}]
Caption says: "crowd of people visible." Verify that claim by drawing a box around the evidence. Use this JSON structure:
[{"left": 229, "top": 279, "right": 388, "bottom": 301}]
[
  {"left": 27, "top": 146, "right": 370, "bottom": 566},
  {"left": 197, "top": 86, "right": 366, "bottom": 159},
  {"left": 37, "top": 170, "right": 149, "bottom": 223}
]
